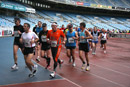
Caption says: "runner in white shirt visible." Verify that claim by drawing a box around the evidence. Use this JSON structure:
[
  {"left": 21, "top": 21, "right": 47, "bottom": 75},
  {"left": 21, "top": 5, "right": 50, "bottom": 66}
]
[
  {"left": 20, "top": 23, "right": 39, "bottom": 77},
  {"left": 99, "top": 29, "right": 109, "bottom": 53}
]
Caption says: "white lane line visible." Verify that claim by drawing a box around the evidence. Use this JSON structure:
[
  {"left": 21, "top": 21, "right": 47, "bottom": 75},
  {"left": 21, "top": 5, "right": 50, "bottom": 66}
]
[
  {"left": 72, "top": 65, "right": 125, "bottom": 87},
  {"left": 90, "top": 62, "right": 130, "bottom": 77},
  {"left": 0, "top": 79, "right": 66, "bottom": 87},
  {"left": 17, "top": 48, "right": 81, "bottom": 87},
  {"left": 61, "top": 52, "right": 130, "bottom": 77},
  {"left": 35, "top": 61, "right": 82, "bottom": 87},
  {"left": 61, "top": 52, "right": 126, "bottom": 87},
  {"left": 68, "top": 49, "right": 130, "bottom": 69},
  {"left": 95, "top": 58, "right": 130, "bottom": 69}
]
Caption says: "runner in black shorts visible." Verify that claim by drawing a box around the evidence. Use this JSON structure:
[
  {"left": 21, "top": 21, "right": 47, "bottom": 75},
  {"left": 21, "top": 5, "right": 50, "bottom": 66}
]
[
  {"left": 65, "top": 24, "right": 78, "bottom": 67},
  {"left": 39, "top": 23, "right": 51, "bottom": 69},
  {"left": 99, "top": 29, "right": 109, "bottom": 53},
  {"left": 11, "top": 18, "right": 24, "bottom": 70},
  {"left": 78, "top": 22, "right": 93, "bottom": 71},
  {"left": 20, "top": 23, "right": 39, "bottom": 77}
]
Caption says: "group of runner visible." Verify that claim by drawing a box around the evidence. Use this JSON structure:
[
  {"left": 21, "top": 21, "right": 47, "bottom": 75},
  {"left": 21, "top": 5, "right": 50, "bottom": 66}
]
[{"left": 11, "top": 18, "right": 109, "bottom": 78}]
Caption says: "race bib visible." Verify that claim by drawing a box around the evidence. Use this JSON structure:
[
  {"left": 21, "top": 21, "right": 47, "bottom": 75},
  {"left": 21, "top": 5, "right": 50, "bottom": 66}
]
[
  {"left": 51, "top": 41, "right": 57, "bottom": 47},
  {"left": 102, "top": 36, "right": 106, "bottom": 40},
  {"left": 14, "top": 31, "right": 19, "bottom": 37},
  {"left": 68, "top": 38, "right": 74, "bottom": 43},
  {"left": 41, "top": 36, "right": 47, "bottom": 42},
  {"left": 24, "top": 40, "right": 31, "bottom": 47},
  {"left": 80, "top": 38, "right": 85, "bottom": 43},
  {"left": 93, "top": 36, "right": 97, "bottom": 41}
]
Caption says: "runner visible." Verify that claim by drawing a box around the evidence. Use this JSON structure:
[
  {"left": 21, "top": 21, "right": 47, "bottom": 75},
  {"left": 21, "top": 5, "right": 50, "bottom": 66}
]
[
  {"left": 78, "top": 22, "right": 93, "bottom": 71},
  {"left": 11, "top": 18, "right": 24, "bottom": 70},
  {"left": 88, "top": 28, "right": 93, "bottom": 51},
  {"left": 39, "top": 23, "right": 51, "bottom": 69},
  {"left": 65, "top": 24, "right": 78, "bottom": 67},
  {"left": 35, "top": 21, "right": 43, "bottom": 62},
  {"left": 20, "top": 23, "right": 39, "bottom": 77},
  {"left": 99, "top": 29, "right": 109, "bottom": 53},
  {"left": 91, "top": 26, "right": 100, "bottom": 55},
  {"left": 47, "top": 22, "right": 66, "bottom": 78}
]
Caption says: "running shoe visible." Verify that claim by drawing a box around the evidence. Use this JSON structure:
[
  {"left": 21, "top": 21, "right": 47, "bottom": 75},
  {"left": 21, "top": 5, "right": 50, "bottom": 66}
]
[
  {"left": 86, "top": 66, "right": 90, "bottom": 71},
  {"left": 72, "top": 62, "right": 76, "bottom": 67},
  {"left": 92, "top": 52, "right": 96, "bottom": 55},
  {"left": 11, "top": 64, "right": 18, "bottom": 70},
  {"left": 45, "top": 65, "right": 51, "bottom": 69},
  {"left": 32, "top": 65, "right": 38, "bottom": 75},
  {"left": 59, "top": 60, "right": 64, "bottom": 69},
  {"left": 69, "top": 56, "right": 73, "bottom": 63},
  {"left": 50, "top": 71, "right": 56, "bottom": 78},
  {"left": 36, "top": 57, "right": 40, "bottom": 62},
  {"left": 104, "top": 51, "right": 107, "bottom": 54},
  {"left": 81, "top": 64, "right": 86, "bottom": 70},
  {"left": 28, "top": 73, "right": 35, "bottom": 78}
]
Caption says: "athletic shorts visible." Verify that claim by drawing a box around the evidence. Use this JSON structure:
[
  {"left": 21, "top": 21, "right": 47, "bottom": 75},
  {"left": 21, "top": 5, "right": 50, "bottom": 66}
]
[
  {"left": 79, "top": 43, "right": 89, "bottom": 52},
  {"left": 66, "top": 46, "right": 76, "bottom": 50},
  {"left": 92, "top": 41, "right": 98, "bottom": 44},
  {"left": 41, "top": 45, "right": 51, "bottom": 51},
  {"left": 13, "top": 41, "right": 24, "bottom": 49},
  {"left": 23, "top": 47, "right": 35, "bottom": 55},
  {"left": 101, "top": 40, "right": 107, "bottom": 44},
  {"left": 89, "top": 40, "right": 92, "bottom": 42}
]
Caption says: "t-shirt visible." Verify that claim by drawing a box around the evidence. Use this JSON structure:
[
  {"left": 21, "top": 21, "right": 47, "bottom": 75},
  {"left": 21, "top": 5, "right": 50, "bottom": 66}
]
[
  {"left": 14, "top": 25, "right": 24, "bottom": 42},
  {"left": 36, "top": 27, "right": 42, "bottom": 34},
  {"left": 39, "top": 30, "right": 50, "bottom": 46},
  {"left": 21, "top": 31, "right": 38, "bottom": 47},
  {"left": 47, "top": 29, "right": 65, "bottom": 47}
]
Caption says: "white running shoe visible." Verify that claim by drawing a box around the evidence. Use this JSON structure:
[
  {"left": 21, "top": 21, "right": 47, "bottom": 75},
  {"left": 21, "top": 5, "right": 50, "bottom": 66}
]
[
  {"left": 104, "top": 51, "right": 107, "bottom": 54},
  {"left": 32, "top": 65, "right": 38, "bottom": 75},
  {"left": 92, "top": 52, "right": 96, "bottom": 55},
  {"left": 86, "top": 66, "right": 90, "bottom": 71},
  {"left": 28, "top": 73, "right": 35, "bottom": 78},
  {"left": 81, "top": 64, "right": 86, "bottom": 70},
  {"left": 50, "top": 71, "right": 56, "bottom": 78},
  {"left": 36, "top": 57, "right": 40, "bottom": 62},
  {"left": 69, "top": 56, "right": 73, "bottom": 63},
  {"left": 72, "top": 63, "right": 76, "bottom": 67},
  {"left": 59, "top": 60, "right": 64, "bottom": 69},
  {"left": 11, "top": 64, "right": 18, "bottom": 70}
]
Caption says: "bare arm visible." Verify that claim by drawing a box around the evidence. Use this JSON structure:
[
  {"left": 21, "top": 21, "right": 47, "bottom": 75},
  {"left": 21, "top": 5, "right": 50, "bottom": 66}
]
[
  {"left": 98, "top": 33, "right": 102, "bottom": 39},
  {"left": 19, "top": 37, "right": 23, "bottom": 44},
  {"left": 85, "top": 30, "right": 93, "bottom": 39}
]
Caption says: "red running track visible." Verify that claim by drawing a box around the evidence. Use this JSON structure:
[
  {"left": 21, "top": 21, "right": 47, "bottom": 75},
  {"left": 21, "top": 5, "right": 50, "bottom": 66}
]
[{"left": 1, "top": 38, "right": 130, "bottom": 87}]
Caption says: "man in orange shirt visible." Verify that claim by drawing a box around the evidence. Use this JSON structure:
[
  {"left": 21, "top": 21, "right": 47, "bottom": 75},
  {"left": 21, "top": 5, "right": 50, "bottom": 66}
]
[{"left": 47, "top": 22, "right": 66, "bottom": 78}]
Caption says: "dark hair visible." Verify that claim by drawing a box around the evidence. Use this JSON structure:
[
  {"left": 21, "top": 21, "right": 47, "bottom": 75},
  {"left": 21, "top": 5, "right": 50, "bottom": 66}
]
[
  {"left": 14, "top": 18, "right": 21, "bottom": 22},
  {"left": 42, "top": 23, "right": 47, "bottom": 27},
  {"left": 68, "top": 23, "right": 73, "bottom": 29},
  {"left": 38, "top": 21, "right": 42, "bottom": 24},
  {"left": 80, "top": 22, "right": 86, "bottom": 28},
  {"left": 24, "top": 23, "right": 30, "bottom": 28}
]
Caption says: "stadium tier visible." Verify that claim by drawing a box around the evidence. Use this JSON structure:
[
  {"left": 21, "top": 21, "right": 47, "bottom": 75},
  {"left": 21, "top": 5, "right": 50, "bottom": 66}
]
[{"left": 0, "top": 0, "right": 130, "bottom": 37}]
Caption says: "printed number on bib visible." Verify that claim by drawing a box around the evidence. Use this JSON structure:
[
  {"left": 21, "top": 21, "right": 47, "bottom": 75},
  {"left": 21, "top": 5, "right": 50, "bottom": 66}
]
[
  {"left": 93, "top": 36, "right": 97, "bottom": 41},
  {"left": 80, "top": 38, "right": 85, "bottom": 43},
  {"left": 41, "top": 36, "right": 47, "bottom": 42},
  {"left": 51, "top": 41, "right": 57, "bottom": 47},
  {"left": 14, "top": 31, "right": 19, "bottom": 37},
  {"left": 68, "top": 38, "right": 74, "bottom": 43},
  {"left": 24, "top": 40, "right": 31, "bottom": 47}
]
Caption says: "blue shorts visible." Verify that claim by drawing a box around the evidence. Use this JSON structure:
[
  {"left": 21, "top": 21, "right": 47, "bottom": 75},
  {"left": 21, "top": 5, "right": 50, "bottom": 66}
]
[{"left": 92, "top": 41, "right": 98, "bottom": 44}]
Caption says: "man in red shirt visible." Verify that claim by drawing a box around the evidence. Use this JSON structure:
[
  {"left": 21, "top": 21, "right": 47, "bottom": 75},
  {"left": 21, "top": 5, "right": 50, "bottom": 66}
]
[{"left": 47, "top": 22, "right": 66, "bottom": 78}]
